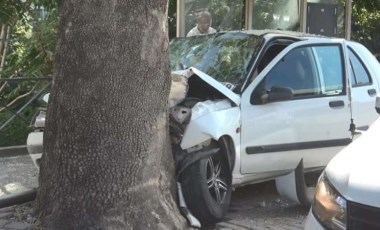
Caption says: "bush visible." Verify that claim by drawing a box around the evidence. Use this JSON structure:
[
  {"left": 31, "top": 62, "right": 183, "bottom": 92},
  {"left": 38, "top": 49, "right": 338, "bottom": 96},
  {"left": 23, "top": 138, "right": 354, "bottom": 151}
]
[{"left": 0, "top": 106, "right": 37, "bottom": 147}]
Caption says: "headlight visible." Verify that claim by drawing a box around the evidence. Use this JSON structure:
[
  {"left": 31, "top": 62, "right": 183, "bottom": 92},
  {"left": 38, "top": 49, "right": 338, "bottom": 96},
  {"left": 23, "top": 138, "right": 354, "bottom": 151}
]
[{"left": 312, "top": 172, "right": 347, "bottom": 230}]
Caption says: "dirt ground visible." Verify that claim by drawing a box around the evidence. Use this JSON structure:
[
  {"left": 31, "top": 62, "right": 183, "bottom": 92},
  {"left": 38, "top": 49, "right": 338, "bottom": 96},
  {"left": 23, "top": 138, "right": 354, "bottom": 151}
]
[
  {"left": 0, "top": 153, "right": 311, "bottom": 230},
  {"left": 1, "top": 183, "right": 309, "bottom": 230},
  {"left": 214, "top": 181, "right": 309, "bottom": 229}
]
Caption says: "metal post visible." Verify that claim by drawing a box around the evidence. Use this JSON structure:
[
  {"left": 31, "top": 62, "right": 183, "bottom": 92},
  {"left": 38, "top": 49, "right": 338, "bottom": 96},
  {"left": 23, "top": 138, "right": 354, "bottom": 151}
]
[
  {"left": 177, "top": 0, "right": 186, "bottom": 37},
  {"left": 245, "top": 0, "right": 253, "bottom": 30},
  {"left": 299, "top": 0, "right": 307, "bottom": 33},
  {"left": 345, "top": 0, "right": 352, "bottom": 40}
]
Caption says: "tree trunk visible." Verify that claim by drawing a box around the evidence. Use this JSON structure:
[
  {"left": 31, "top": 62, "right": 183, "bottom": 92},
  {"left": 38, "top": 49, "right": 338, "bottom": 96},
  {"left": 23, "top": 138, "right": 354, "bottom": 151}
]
[
  {"left": 0, "top": 25, "right": 10, "bottom": 73},
  {"left": 36, "top": 1, "right": 186, "bottom": 229},
  {"left": 0, "top": 24, "right": 6, "bottom": 57}
]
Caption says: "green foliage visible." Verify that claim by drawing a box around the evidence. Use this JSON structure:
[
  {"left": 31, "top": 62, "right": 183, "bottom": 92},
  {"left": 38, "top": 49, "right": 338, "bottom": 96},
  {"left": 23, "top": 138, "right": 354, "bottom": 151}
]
[
  {"left": 0, "top": 0, "right": 57, "bottom": 146},
  {"left": 0, "top": 0, "right": 29, "bottom": 25},
  {"left": 352, "top": 1, "right": 380, "bottom": 12},
  {"left": 168, "top": 0, "right": 177, "bottom": 39},
  {"left": 208, "top": 0, "right": 245, "bottom": 31},
  {"left": 351, "top": 1, "right": 380, "bottom": 57},
  {"left": 0, "top": 0, "right": 57, "bottom": 25},
  {"left": 0, "top": 100, "right": 36, "bottom": 146},
  {"left": 3, "top": 9, "right": 57, "bottom": 78}
]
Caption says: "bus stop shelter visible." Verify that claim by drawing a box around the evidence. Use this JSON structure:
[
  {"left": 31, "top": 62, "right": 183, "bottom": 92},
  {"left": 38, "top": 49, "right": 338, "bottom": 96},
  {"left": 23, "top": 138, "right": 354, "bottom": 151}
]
[{"left": 175, "top": 0, "right": 352, "bottom": 39}]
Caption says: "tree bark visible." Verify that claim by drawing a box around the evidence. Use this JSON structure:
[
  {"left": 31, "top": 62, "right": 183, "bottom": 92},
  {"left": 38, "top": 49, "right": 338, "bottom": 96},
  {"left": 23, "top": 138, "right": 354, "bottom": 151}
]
[
  {"left": 0, "top": 24, "right": 6, "bottom": 57},
  {"left": 0, "top": 25, "right": 10, "bottom": 73},
  {"left": 36, "top": 1, "right": 186, "bottom": 229}
]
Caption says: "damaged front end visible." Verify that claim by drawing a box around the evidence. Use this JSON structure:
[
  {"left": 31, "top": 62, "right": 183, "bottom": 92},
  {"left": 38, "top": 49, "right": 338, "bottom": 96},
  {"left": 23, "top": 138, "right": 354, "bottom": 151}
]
[
  {"left": 169, "top": 68, "right": 238, "bottom": 173},
  {"left": 169, "top": 68, "right": 239, "bottom": 227}
]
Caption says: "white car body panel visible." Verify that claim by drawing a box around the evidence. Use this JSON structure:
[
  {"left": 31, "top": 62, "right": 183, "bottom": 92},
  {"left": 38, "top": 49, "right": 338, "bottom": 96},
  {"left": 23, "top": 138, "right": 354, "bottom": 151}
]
[
  {"left": 240, "top": 40, "right": 351, "bottom": 177},
  {"left": 170, "top": 68, "right": 240, "bottom": 107},
  {"left": 178, "top": 38, "right": 380, "bottom": 190},
  {"left": 325, "top": 117, "right": 380, "bottom": 208},
  {"left": 305, "top": 116, "right": 380, "bottom": 229},
  {"left": 346, "top": 42, "right": 380, "bottom": 130},
  {"left": 189, "top": 68, "right": 241, "bottom": 106},
  {"left": 26, "top": 131, "right": 44, "bottom": 154},
  {"left": 347, "top": 42, "right": 380, "bottom": 91},
  {"left": 180, "top": 106, "right": 240, "bottom": 150},
  {"left": 350, "top": 86, "right": 378, "bottom": 129}
]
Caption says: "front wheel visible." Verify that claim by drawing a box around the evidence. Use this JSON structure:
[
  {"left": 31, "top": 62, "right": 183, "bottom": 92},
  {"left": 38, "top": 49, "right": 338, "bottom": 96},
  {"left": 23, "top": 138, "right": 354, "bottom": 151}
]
[{"left": 179, "top": 142, "right": 232, "bottom": 226}]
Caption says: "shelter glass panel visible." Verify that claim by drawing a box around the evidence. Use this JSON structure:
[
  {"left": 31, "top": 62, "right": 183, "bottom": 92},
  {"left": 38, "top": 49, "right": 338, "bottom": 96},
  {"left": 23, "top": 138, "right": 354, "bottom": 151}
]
[
  {"left": 184, "top": 0, "right": 245, "bottom": 36},
  {"left": 251, "top": 0, "right": 301, "bottom": 31}
]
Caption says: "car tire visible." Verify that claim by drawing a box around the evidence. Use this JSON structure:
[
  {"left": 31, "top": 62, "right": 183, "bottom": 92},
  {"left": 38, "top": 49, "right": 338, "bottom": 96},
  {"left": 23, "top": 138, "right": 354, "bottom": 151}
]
[{"left": 179, "top": 141, "right": 232, "bottom": 226}]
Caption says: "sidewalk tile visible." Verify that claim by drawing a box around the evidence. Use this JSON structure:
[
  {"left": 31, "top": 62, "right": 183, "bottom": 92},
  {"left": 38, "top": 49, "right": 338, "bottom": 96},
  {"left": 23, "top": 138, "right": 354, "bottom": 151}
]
[
  {"left": 0, "top": 219, "right": 11, "bottom": 227},
  {"left": 0, "top": 212, "right": 12, "bottom": 218},
  {"left": 3, "top": 221, "right": 30, "bottom": 230}
]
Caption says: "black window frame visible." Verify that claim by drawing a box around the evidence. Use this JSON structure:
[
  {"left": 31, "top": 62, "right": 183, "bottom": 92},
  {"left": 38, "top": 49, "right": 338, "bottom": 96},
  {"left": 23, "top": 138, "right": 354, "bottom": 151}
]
[
  {"left": 251, "top": 43, "right": 347, "bottom": 104},
  {"left": 348, "top": 47, "right": 373, "bottom": 88}
]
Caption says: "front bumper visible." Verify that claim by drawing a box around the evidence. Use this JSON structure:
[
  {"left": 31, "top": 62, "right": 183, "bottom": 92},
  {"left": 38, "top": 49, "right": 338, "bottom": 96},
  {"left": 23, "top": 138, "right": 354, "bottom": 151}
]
[
  {"left": 26, "top": 131, "right": 43, "bottom": 168},
  {"left": 304, "top": 210, "right": 325, "bottom": 230},
  {"left": 26, "top": 131, "right": 43, "bottom": 154}
]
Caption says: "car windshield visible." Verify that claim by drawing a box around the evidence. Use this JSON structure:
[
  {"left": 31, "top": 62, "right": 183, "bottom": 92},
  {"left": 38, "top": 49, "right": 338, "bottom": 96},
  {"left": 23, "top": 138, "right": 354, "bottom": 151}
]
[{"left": 169, "top": 32, "right": 262, "bottom": 91}]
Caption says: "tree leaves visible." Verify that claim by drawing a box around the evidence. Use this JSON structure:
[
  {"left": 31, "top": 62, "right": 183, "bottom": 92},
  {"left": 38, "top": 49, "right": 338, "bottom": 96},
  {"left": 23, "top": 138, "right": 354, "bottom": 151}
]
[{"left": 352, "top": 0, "right": 380, "bottom": 57}]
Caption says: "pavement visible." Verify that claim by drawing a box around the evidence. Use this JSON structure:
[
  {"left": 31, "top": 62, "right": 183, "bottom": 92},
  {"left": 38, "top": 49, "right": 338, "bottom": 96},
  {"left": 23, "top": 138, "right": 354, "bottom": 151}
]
[
  {"left": 0, "top": 146, "right": 38, "bottom": 230},
  {"left": 0, "top": 146, "right": 308, "bottom": 230},
  {"left": 214, "top": 182, "right": 308, "bottom": 230},
  {"left": 0, "top": 203, "right": 34, "bottom": 230}
]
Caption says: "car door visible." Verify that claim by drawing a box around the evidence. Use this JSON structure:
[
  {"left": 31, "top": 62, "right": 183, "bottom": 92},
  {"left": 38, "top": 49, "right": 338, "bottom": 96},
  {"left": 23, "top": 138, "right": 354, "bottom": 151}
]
[
  {"left": 240, "top": 41, "right": 352, "bottom": 176},
  {"left": 347, "top": 45, "right": 380, "bottom": 131}
]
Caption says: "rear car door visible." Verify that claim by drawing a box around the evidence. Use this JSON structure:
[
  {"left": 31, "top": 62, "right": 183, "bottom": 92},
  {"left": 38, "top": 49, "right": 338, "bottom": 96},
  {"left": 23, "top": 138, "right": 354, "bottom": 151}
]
[
  {"left": 240, "top": 40, "right": 352, "bottom": 176},
  {"left": 347, "top": 43, "right": 380, "bottom": 131}
]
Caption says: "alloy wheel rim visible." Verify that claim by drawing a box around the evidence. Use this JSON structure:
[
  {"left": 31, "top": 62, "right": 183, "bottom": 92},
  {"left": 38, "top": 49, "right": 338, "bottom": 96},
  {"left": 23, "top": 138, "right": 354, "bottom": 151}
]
[{"left": 206, "top": 156, "right": 228, "bottom": 204}]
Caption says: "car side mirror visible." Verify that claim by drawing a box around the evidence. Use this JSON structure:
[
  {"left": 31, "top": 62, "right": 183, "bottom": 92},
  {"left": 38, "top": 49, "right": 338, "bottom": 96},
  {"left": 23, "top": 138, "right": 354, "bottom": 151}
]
[
  {"left": 376, "top": 96, "right": 380, "bottom": 114},
  {"left": 261, "top": 86, "right": 293, "bottom": 104}
]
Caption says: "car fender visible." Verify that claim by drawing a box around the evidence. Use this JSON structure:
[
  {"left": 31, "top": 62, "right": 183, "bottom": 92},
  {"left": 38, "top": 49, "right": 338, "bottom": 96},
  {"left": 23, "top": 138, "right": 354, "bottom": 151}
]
[{"left": 180, "top": 107, "right": 240, "bottom": 150}]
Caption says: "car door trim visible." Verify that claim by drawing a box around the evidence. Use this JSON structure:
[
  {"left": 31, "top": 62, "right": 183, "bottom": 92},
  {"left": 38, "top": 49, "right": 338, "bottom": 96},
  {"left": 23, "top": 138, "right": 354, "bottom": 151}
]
[{"left": 246, "top": 138, "right": 352, "bottom": 154}]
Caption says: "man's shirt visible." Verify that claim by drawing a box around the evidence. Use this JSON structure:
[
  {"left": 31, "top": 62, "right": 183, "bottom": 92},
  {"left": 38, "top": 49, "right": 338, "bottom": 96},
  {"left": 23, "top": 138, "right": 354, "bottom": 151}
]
[{"left": 186, "top": 26, "right": 216, "bottom": 37}]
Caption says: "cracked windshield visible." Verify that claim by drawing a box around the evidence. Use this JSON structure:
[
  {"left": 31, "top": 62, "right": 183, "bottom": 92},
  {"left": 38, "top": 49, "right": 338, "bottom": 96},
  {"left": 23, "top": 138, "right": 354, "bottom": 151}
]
[{"left": 169, "top": 33, "right": 262, "bottom": 92}]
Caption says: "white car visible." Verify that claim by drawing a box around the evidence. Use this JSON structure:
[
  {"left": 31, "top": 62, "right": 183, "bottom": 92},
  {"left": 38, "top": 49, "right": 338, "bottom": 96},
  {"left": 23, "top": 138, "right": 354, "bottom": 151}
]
[
  {"left": 304, "top": 97, "right": 380, "bottom": 230},
  {"left": 28, "top": 31, "right": 380, "bottom": 226}
]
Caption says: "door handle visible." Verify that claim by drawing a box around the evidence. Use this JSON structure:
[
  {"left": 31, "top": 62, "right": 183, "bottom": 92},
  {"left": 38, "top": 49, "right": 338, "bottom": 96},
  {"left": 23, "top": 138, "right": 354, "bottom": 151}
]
[
  {"left": 329, "top": 100, "right": 344, "bottom": 108},
  {"left": 368, "top": 88, "right": 376, "bottom": 96}
]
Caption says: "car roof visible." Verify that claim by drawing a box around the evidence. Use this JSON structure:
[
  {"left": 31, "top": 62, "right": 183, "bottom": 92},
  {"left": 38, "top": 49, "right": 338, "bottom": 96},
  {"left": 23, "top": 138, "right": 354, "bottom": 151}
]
[{"left": 220, "top": 29, "right": 337, "bottom": 41}]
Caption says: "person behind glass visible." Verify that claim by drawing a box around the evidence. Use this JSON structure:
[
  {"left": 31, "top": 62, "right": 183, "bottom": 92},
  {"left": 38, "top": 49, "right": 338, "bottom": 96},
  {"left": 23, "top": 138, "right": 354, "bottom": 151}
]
[{"left": 187, "top": 11, "right": 217, "bottom": 37}]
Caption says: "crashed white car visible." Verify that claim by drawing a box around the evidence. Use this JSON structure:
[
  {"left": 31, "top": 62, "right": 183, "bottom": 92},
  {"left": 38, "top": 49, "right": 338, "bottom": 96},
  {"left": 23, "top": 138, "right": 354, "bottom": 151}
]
[{"left": 28, "top": 31, "right": 380, "bottom": 226}]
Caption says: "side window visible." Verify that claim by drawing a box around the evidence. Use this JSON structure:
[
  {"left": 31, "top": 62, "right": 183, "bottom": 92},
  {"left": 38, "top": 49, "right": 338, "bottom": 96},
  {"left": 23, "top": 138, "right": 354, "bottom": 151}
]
[
  {"left": 265, "top": 46, "right": 321, "bottom": 97},
  {"left": 348, "top": 49, "right": 371, "bottom": 87},
  {"left": 313, "top": 46, "right": 344, "bottom": 95},
  {"left": 251, "top": 45, "right": 344, "bottom": 104}
]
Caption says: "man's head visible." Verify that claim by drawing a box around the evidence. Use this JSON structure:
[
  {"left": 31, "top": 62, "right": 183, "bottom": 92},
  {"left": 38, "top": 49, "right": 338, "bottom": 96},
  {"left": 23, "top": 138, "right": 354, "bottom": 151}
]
[{"left": 196, "top": 11, "right": 212, "bottom": 34}]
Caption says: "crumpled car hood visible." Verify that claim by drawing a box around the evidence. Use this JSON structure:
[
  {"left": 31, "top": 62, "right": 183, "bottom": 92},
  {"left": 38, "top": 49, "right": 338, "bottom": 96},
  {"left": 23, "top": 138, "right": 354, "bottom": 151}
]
[{"left": 171, "top": 67, "right": 241, "bottom": 106}]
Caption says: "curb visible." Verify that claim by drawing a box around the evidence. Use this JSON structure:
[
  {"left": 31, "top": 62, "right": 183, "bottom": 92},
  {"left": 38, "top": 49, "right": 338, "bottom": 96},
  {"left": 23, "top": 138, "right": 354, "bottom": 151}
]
[
  {"left": 0, "top": 146, "right": 28, "bottom": 157},
  {"left": 0, "top": 188, "right": 37, "bottom": 209}
]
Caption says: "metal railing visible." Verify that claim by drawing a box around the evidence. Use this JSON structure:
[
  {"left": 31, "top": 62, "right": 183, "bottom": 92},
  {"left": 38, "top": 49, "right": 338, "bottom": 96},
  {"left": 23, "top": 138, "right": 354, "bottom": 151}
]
[{"left": 0, "top": 77, "right": 51, "bottom": 146}]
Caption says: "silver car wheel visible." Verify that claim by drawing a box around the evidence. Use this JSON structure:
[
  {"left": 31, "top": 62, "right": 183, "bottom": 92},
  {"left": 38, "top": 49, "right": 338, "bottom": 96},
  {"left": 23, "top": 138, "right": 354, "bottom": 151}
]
[{"left": 206, "top": 156, "right": 228, "bottom": 205}]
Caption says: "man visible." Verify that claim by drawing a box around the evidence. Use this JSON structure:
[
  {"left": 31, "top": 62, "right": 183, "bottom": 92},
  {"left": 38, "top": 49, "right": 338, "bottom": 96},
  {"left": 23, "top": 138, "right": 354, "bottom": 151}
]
[{"left": 187, "top": 11, "right": 216, "bottom": 37}]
